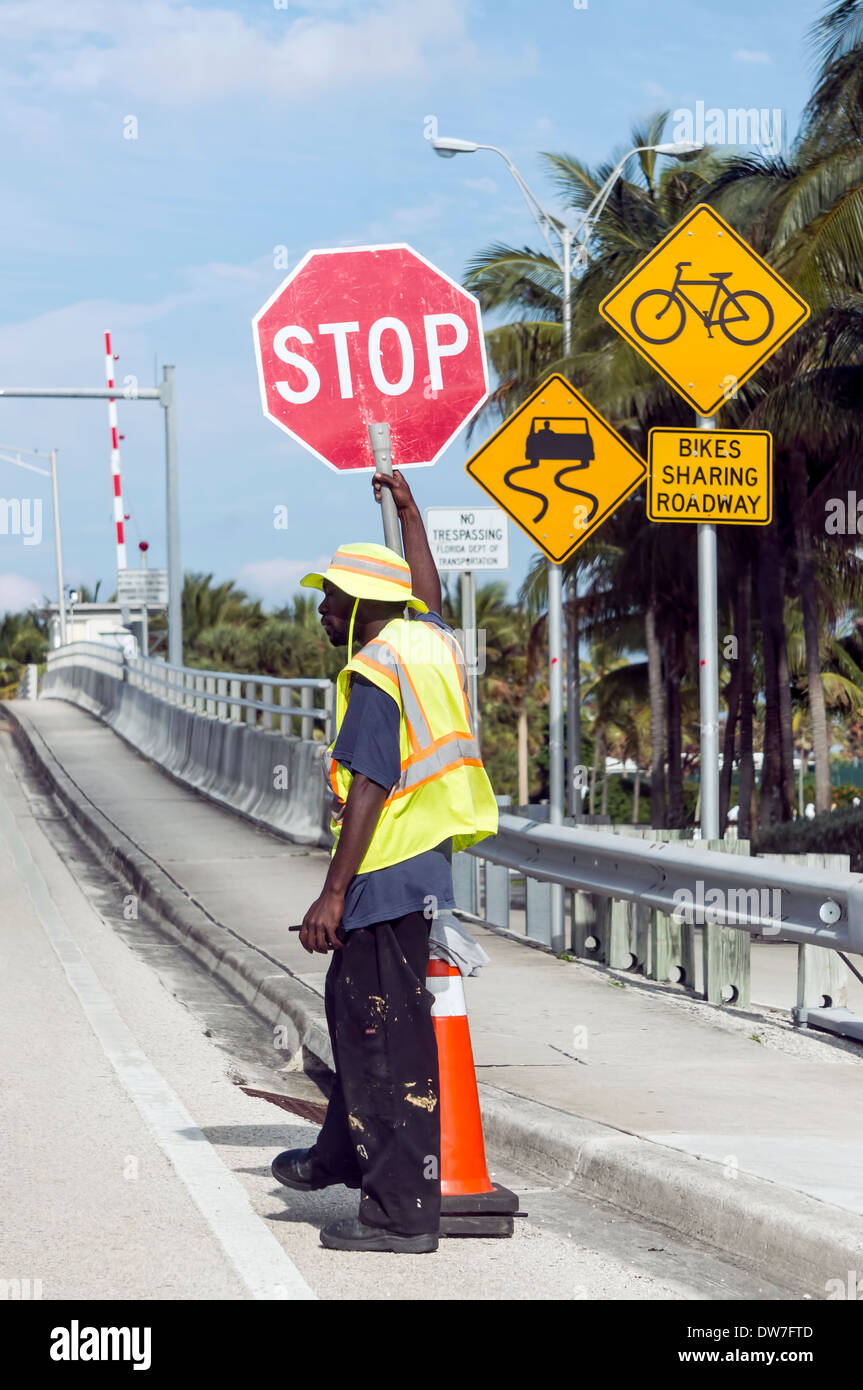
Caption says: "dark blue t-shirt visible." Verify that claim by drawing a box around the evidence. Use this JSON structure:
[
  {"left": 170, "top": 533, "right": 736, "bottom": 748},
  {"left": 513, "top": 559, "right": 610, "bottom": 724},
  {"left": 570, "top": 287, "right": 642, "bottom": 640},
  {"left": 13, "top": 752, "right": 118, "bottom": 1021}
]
[{"left": 331, "top": 610, "right": 457, "bottom": 931}]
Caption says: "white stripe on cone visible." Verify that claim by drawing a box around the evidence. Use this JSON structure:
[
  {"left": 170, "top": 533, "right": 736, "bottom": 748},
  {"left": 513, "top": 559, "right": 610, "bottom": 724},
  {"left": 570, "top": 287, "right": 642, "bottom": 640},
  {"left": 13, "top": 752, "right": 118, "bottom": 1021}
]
[{"left": 427, "top": 972, "right": 466, "bottom": 1018}]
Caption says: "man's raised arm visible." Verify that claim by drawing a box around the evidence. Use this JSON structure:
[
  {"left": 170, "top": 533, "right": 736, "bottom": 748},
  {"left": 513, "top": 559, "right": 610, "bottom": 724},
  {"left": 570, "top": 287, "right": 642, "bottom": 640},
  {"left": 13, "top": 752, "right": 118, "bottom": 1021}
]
[{"left": 372, "top": 470, "right": 443, "bottom": 615}]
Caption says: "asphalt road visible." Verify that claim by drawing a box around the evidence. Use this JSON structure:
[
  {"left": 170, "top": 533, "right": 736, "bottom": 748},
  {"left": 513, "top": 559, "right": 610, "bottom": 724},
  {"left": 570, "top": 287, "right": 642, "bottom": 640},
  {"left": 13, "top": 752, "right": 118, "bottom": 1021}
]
[{"left": 0, "top": 727, "right": 800, "bottom": 1301}]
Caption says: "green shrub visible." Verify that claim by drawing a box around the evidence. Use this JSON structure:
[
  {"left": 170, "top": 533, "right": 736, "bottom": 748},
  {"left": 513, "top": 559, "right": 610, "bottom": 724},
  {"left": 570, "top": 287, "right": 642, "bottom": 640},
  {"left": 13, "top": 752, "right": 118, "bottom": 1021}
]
[{"left": 753, "top": 804, "right": 863, "bottom": 871}]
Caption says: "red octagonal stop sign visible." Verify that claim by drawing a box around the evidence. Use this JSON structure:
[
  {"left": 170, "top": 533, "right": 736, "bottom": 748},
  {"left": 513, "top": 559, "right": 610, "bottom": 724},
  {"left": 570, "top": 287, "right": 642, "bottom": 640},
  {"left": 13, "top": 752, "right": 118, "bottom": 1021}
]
[{"left": 252, "top": 243, "right": 489, "bottom": 472}]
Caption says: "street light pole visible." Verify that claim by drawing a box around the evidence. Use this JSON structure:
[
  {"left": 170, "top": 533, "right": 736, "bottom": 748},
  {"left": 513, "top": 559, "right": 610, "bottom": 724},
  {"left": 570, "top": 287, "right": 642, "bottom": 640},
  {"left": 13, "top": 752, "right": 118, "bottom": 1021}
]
[
  {"left": 49, "top": 450, "right": 67, "bottom": 646},
  {"left": 161, "top": 365, "right": 183, "bottom": 666}
]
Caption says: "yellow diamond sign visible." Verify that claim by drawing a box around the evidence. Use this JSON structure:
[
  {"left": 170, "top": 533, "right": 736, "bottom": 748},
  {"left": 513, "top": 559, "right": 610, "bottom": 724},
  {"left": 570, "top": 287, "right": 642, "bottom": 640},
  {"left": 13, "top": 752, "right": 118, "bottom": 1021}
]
[
  {"left": 599, "top": 204, "right": 809, "bottom": 416},
  {"left": 465, "top": 374, "right": 646, "bottom": 564}
]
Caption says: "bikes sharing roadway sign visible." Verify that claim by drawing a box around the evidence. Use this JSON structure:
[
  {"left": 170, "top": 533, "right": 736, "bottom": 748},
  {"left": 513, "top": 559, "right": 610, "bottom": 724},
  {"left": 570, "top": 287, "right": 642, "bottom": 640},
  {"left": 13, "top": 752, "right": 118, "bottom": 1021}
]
[
  {"left": 598, "top": 204, "right": 809, "bottom": 417},
  {"left": 647, "top": 428, "right": 772, "bottom": 524},
  {"left": 464, "top": 374, "right": 646, "bottom": 564},
  {"left": 425, "top": 506, "right": 509, "bottom": 571},
  {"left": 252, "top": 243, "right": 489, "bottom": 471}
]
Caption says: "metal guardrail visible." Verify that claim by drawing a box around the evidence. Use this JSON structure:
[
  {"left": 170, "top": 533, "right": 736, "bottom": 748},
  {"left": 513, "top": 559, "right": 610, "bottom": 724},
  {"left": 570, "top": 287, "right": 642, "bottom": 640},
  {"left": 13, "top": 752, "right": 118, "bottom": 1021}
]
[
  {"left": 45, "top": 643, "right": 334, "bottom": 740},
  {"left": 458, "top": 814, "right": 863, "bottom": 1043},
  {"left": 469, "top": 814, "right": 863, "bottom": 952}
]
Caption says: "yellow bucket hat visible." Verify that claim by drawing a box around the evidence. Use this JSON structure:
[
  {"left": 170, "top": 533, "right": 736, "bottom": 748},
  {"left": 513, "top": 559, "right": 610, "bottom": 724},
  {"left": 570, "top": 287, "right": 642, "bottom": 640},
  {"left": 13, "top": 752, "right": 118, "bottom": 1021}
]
[{"left": 300, "top": 543, "right": 429, "bottom": 614}]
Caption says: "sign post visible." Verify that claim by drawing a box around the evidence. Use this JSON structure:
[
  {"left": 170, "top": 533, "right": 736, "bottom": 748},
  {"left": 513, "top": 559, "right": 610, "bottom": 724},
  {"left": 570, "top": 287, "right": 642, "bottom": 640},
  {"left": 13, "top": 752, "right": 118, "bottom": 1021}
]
[
  {"left": 425, "top": 503, "right": 510, "bottom": 733},
  {"left": 599, "top": 203, "right": 809, "bottom": 838},
  {"left": 464, "top": 373, "right": 647, "bottom": 945},
  {"left": 367, "top": 422, "right": 402, "bottom": 555}
]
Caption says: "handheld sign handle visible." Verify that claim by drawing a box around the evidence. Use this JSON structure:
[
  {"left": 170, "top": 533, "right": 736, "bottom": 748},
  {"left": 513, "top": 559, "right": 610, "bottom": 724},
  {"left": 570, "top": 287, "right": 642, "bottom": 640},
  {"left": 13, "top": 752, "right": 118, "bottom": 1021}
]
[{"left": 368, "top": 422, "right": 403, "bottom": 557}]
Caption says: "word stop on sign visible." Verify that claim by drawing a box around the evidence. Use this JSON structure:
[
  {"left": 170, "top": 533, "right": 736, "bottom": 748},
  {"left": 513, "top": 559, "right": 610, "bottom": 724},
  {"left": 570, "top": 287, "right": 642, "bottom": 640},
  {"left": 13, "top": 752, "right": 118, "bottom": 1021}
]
[{"left": 274, "top": 315, "right": 468, "bottom": 403}]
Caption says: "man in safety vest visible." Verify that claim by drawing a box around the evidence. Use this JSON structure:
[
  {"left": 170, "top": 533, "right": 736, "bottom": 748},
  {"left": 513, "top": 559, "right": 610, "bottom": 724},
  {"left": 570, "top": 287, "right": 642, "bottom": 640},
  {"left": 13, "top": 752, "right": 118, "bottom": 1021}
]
[{"left": 271, "top": 468, "right": 498, "bottom": 1254}]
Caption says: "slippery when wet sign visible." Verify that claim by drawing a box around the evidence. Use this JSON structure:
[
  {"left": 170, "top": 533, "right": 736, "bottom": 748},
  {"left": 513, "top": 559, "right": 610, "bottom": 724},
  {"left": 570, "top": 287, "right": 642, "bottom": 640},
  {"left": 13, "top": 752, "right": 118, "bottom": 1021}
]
[{"left": 647, "top": 428, "right": 772, "bottom": 525}]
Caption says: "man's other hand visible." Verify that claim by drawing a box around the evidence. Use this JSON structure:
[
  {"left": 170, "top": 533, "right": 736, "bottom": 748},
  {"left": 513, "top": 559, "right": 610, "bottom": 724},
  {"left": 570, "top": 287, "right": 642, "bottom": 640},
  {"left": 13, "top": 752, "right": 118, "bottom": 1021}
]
[
  {"left": 300, "top": 889, "right": 346, "bottom": 954},
  {"left": 373, "top": 469, "right": 414, "bottom": 514}
]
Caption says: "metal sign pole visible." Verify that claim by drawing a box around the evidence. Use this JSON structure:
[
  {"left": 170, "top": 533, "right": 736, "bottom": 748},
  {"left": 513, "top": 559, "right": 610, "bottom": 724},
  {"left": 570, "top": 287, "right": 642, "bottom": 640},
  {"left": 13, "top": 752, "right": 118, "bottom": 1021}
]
[
  {"left": 139, "top": 546, "right": 150, "bottom": 658},
  {"left": 49, "top": 449, "right": 67, "bottom": 647},
  {"left": 368, "top": 422, "right": 403, "bottom": 557},
  {"left": 547, "top": 560, "right": 565, "bottom": 951},
  {"left": 696, "top": 413, "right": 720, "bottom": 840},
  {"left": 461, "top": 568, "right": 478, "bottom": 728},
  {"left": 161, "top": 366, "right": 182, "bottom": 667}
]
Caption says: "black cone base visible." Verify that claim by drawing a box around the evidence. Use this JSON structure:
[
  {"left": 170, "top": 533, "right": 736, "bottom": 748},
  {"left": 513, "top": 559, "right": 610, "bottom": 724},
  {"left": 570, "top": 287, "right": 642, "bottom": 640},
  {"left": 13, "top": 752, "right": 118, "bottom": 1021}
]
[{"left": 439, "top": 1183, "right": 521, "bottom": 1237}]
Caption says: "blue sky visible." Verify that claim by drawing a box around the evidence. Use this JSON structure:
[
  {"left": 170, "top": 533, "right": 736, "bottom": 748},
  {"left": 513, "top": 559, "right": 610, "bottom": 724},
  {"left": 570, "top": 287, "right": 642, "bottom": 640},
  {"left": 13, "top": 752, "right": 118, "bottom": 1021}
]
[{"left": 0, "top": 0, "right": 825, "bottom": 616}]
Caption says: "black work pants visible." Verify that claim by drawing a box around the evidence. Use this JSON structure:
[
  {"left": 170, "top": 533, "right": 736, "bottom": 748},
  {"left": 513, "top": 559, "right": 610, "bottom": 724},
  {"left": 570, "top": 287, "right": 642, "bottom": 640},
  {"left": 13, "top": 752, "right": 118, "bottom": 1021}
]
[{"left": 311, "top": 910, "right": 441, "bottom": 1236}]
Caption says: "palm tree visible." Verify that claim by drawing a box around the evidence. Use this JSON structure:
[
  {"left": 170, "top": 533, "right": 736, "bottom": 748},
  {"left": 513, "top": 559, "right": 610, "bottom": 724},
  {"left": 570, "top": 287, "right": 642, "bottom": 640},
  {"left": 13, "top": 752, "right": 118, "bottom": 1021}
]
[
  {"left": 182, "top": 573, "right": 263, "bottom": 658},
  {"left": 464, "top": 0, "right": 863, "bottom": 826}
]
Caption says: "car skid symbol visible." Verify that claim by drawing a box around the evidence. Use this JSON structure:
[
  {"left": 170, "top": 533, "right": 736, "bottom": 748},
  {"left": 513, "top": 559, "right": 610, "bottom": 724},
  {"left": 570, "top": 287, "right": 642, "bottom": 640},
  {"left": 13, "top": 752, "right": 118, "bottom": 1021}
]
[{"left": 503, "top": 416, "right": 599, "bottom": 524}]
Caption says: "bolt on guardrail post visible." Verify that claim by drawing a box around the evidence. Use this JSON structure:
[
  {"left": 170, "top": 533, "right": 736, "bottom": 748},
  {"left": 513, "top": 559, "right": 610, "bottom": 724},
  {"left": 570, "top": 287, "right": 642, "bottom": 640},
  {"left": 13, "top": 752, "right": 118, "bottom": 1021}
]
[
  {"left": 701, "top": 837, "right": 751, "bottom": 1006},
  {"left": 649, "top": 829, "right": 692, "bottom": 985},
  {"left": 760, "top": 851, "right": 850, "bottom": 1019}
]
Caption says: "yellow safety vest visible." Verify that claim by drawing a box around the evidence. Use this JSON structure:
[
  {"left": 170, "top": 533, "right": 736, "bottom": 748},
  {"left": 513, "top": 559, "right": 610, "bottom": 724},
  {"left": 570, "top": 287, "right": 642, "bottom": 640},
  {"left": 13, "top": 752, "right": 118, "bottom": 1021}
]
[{"left": 327, "top": 617, "right": 498, "bottom": 874}]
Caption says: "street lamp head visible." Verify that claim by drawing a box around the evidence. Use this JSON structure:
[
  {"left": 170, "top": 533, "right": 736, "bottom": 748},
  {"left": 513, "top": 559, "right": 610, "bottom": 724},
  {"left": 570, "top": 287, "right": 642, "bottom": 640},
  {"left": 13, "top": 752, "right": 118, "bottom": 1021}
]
[
  {"left": 432, "top": 137, "right": 479, "bottom": 158},
  {"left": 653, "top": 140, "right": 703, "bottom": 155}
]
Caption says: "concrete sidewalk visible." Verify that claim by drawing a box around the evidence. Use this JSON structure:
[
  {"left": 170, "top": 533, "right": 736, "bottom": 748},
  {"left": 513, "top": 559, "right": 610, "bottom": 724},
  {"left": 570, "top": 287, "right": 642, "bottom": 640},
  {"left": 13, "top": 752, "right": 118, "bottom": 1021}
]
[{"left": 10, "top": 696, "right": 863, "bottom": 1297}]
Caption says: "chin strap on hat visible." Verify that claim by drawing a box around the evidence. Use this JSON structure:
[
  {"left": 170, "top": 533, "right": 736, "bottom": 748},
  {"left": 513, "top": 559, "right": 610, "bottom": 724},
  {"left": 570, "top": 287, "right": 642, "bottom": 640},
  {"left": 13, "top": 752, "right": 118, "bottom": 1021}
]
[{"left": 347, "top": 596, "right": 360, "bottom": 662}]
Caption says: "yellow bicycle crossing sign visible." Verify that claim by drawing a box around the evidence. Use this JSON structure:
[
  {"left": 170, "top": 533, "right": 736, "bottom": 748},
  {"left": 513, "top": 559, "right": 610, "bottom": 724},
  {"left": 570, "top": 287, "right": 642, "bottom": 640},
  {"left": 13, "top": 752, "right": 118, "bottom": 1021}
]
[{"left": 598, "top": 204, "right": 809, "bottom": 416}]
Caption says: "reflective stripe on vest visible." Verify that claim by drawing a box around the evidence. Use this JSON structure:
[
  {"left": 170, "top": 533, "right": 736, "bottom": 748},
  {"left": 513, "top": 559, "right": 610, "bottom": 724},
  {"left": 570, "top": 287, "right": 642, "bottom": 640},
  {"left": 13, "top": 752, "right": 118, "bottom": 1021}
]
[
  {"left": 350, "top": 631, "right": 476, "bottom": 794},
  {"left": 327, "top": 617, "right": 498, "bottom": 873}
]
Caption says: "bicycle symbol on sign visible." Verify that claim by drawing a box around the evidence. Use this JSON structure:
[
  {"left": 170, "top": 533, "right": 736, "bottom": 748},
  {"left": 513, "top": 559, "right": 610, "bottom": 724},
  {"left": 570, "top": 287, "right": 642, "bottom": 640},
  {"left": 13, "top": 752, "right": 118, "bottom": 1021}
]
[{"left": 630, "top": 262, "right": 775, "bottom": 346}]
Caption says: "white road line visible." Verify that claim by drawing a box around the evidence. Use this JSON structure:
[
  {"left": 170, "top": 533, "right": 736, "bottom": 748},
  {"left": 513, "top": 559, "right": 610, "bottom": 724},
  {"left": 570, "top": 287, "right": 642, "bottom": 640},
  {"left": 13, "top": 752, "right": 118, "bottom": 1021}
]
[{"left": 0, "top": 792, "right": 317, "bottom": 1302}]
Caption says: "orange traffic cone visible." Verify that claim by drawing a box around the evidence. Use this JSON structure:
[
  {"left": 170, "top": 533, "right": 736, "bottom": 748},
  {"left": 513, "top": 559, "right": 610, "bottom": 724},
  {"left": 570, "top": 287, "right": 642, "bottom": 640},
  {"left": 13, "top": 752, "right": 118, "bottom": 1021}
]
[{"left": 427, "top": 959, "right": 519, "bottom": 1236}]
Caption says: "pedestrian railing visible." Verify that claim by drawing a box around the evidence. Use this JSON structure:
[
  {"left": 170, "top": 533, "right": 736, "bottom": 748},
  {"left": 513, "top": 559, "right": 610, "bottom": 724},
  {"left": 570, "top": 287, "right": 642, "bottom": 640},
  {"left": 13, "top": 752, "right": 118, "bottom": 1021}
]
[
  {"left": 46, "top": 643, "right": 334, "bottom": 740},
  {"left": 456, "top": 812, "right": 863, "bottom": 1044}
]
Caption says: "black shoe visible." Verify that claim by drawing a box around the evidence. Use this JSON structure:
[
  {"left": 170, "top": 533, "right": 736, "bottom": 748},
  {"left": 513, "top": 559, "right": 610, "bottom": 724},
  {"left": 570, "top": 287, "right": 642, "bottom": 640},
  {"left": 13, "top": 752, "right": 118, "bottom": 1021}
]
[
  {"left": 271, "top": 1147, "right": 341, "bottom": 1191},
  {"left": 319, "top": 1216, "right": 438, "bottom": 1253}
]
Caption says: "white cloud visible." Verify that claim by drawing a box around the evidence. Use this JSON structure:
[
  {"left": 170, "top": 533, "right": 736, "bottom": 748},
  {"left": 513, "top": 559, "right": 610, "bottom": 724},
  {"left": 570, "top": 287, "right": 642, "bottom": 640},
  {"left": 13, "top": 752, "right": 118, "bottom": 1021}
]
[
  {"left": 369, "top": 196, "right": 449, "bottom": 240},
  {"left": 0, "top": 0, "right": 476, "bottom": 104},
  {"left": 643, "top": 80, "right": 670, "bottom": 100},
  {"left": 462, "top": 176, "right": 498, "bottom": 195},
  {"left": 734, "top": 49, "right": 772, "bottom": 64},
  {"left": 0, "top": 572, "right": 44, "bottom": 614},
  {"left": 238, "top": 555, "right": 330, "bottom": 603}
]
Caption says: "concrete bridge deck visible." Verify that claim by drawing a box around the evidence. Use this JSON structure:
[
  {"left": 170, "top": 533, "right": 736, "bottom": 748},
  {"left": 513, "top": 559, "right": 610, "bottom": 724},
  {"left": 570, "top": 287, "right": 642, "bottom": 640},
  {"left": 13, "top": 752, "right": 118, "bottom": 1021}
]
[{"left": 8, "top": 694, "right": 863, "bottom": 1295}]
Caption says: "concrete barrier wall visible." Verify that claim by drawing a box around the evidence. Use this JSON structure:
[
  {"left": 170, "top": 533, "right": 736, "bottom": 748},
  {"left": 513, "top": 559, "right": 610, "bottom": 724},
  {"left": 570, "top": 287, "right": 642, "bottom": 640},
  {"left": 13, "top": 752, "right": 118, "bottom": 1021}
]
[{"left": 40, "top": 663, "right": 332, "bottom": 849}]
